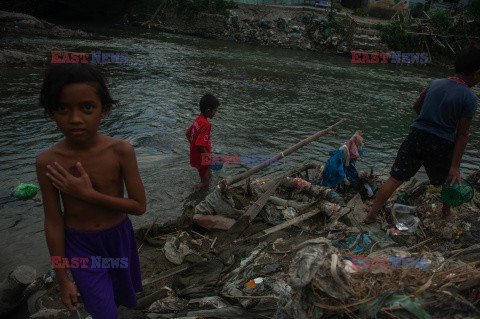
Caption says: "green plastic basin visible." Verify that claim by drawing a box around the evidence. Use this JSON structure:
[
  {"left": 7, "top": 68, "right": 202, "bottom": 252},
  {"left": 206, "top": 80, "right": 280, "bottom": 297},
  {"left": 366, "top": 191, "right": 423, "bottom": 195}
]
[{"left": 441, "top": 179, "right": 474, "bottom": 207}]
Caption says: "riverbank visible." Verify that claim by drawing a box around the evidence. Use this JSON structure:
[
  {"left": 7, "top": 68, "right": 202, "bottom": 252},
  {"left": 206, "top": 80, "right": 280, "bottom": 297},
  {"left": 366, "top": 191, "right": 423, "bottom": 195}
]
[
  {"left": 1, "top": 4, "right": 390, "bottom": 65},
  {"left": 0, "top": 10, "right": 94, "bottom": 64},
  {"left": 130, "top": 3, "right": 390, "bottom": 56},
  {"left": 2, "top": 4, "right": 461, "bottom": 68}
]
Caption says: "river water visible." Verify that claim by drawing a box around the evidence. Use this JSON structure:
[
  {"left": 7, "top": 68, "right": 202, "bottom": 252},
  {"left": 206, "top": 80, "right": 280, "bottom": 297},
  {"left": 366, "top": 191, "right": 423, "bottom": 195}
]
[{"left": 1, "top": 25, "right": 479, "bottom": 279}]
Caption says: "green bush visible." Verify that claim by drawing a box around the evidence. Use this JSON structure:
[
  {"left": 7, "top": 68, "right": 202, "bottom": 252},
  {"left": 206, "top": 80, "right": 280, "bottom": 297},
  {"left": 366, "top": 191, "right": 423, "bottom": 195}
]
[
  {"left": 336, "top": 4, "right": 343, "bottom": 12},
  {"left": 342, "top": 0, "right": 356, "bottom": 9},
  {"left": 171, "top": 0, "right": 235, "bottom": 18},
  {"left": 411, "top": 3, "right": 424, "bottom": 18},
  {"left": 379, "top": 21, "right": 418, "bottom": 51},
  {"left": 328, "top": 10, "right": 336, "bottom": 21},
  {"left": 468, "top": 0, "right": 480, "bottom": 19},
  {"left": 429, "top": 9, "right": 452, "bottom": 33},
  {"left": 355, "top": 8, "right": 364, "bottom": 16},
  {"left": 368, "top": 6, "right": 397, "bottom": 19}
]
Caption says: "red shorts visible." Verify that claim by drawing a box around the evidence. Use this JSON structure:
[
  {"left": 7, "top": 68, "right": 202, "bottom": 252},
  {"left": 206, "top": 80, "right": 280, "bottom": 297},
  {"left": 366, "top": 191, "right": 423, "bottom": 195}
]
[{"left": 195, "top": 165, "right": 209, "bottom": 178}]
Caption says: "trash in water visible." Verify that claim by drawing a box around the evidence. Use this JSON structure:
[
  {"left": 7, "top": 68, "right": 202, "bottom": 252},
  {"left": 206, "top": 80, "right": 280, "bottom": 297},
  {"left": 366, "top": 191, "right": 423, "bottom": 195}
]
[{"left": 10, "top": 183, "right": 38, "bottom": 200}]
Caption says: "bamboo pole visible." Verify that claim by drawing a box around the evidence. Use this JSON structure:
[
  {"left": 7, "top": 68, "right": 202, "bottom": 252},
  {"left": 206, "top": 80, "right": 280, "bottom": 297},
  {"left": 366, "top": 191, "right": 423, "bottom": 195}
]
[
  {"left": 219, "top": 118, "right": 346, "bottom": 190},
  {"left": 217, "top": 162, "right": 318, "bottom": 246},
  {"left": 424, "top": 35, "right": 432, "bottom": 63}
]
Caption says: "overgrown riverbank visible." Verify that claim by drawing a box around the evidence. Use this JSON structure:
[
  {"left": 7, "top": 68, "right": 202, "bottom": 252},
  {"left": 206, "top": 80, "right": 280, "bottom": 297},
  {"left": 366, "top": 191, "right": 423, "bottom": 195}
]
[
  {"left": 129, "top": 2, "right": 357, "bottom": 55},
  {"left": 128, "top": 1, "right": 480, "bottom": 66}
]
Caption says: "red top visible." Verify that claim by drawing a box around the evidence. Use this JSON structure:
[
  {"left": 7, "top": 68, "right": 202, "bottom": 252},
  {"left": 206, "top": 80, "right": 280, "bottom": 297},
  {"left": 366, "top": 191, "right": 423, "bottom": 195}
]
[{"left": 186, "top": 115, "right": 211, "bottom": 167}]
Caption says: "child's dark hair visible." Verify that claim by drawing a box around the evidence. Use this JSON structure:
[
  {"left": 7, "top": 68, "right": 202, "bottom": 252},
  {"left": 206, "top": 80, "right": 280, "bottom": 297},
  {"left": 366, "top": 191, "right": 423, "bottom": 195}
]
[
  {"left": 455, "top": 46, "right": 480, "bottom": 75},
  {"left": 39, "top": 63, "right": 117, "bottom": 115},
  {"left": 199, "top": 93, "right": 219, "bottom": 113}
]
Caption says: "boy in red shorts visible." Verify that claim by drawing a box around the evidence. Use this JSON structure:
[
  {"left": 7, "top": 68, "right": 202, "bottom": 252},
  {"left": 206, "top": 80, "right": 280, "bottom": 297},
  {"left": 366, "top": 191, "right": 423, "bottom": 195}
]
[{"left": 186, "top": 93, "right": 220, "bottom": 189}]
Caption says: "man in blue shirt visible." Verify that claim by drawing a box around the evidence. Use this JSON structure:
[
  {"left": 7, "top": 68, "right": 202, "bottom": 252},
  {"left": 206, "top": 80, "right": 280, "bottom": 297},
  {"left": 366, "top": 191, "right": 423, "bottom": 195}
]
[{"left": 364, "top": 46, "right": 480, "bottom": 223}]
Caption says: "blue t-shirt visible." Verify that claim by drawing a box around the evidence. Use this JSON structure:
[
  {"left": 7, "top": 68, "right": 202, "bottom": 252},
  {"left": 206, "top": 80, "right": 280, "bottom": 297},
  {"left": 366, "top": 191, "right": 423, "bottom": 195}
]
[{"left": 411, "top": 78, "right": 478, "bottom": 142}]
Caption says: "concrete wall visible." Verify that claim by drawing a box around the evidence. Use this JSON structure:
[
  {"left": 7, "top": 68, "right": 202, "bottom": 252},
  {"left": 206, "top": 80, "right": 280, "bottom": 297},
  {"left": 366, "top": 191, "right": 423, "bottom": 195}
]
[
  {"left": 409, "top": 0, "right": 472, "bottom": 12},
  {"left": 233, "top": 0, "right": 316, "bottom": 5},
  {"left": 367, "top": 0, "right": 410, "bottom": 10}
]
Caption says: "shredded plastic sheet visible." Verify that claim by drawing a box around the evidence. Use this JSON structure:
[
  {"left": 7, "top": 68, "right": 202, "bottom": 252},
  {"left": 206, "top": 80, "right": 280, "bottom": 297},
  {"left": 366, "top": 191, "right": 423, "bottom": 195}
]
[
  {"left": 359, "top": 291, "right": 431, "bottom": 319},
  {"left": 193, "top": 214, "right": 236, "bottom": 230},
  {"left": 334, "top": 234, "right": 373, "bottom": 253},
  {"left": 163, "top": 232, "right": 194, "bottom": 265},
  {"left": 194, "top": 186, "right": 242, "bottom": 215},
  {"left": 322, "top": 150, "right": 346, "bottom": 188},
  {"left": 288, "top": 238, "right": 354, "bottom": 300}
]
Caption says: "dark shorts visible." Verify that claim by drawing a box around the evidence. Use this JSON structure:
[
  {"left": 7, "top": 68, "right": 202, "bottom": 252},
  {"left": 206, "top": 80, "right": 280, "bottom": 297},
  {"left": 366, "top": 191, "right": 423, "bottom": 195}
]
[
  {"left": 65, "top": 216, "right": 143, "bottom": 319},
  {"left": 390, "top": 127, "right": 454, "bottom": 186}
]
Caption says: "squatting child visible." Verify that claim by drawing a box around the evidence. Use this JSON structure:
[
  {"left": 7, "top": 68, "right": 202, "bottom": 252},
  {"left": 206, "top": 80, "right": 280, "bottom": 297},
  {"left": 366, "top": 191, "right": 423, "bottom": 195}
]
[
  {"left": 364, "top": 46, "right": 480, "bottom": 224},
  {"left": 36, "top": 64, "right": 146, "bottom": 318},
  {"left": 186, "top": 93, "right": 220, "bottom": 189}
]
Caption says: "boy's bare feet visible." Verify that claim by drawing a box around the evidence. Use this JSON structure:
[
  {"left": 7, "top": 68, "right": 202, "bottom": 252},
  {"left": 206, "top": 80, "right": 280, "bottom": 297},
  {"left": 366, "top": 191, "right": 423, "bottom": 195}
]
[
  {"left": 441, "top": 204, "right": 455, "bottom": 220},
  {"left": 193, "top": 182, "right": 209, "bottom": 190},
  {"left": 362, "top": 213, "right": 380, "bottom": 224},
  {"left": 193, "top": 168, "right": 211, "bottom": 190}
]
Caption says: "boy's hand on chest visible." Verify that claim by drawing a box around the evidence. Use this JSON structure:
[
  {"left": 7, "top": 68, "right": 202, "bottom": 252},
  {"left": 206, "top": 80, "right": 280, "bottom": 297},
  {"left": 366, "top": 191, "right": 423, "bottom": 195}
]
[{"left": 46, "top": 161, "right": 94, "bottom": 200}]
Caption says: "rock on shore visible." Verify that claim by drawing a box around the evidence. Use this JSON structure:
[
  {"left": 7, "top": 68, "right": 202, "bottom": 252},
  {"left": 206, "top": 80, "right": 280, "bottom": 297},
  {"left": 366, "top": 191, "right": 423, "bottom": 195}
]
[
  {"left": 1, "top": 10, "right": 92, "bottom": 64},
  {"left": 0, "top": 10, "right": 89, "bottom": 37},
  {"left": 0, "top": 49, "right": 46, "bottom": 64}
]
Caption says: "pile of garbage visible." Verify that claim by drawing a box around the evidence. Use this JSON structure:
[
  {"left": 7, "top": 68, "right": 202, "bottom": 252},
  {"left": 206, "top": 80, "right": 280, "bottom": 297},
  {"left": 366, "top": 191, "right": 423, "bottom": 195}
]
[
  {"left": 132, "top": 132, "right": 480, "bottom": 318},
  {"left": 20, "top": 124, "right": 479, "bottom": 318},
  {"left": 223, "top": 13, "right": 350, "bottom": 53}
]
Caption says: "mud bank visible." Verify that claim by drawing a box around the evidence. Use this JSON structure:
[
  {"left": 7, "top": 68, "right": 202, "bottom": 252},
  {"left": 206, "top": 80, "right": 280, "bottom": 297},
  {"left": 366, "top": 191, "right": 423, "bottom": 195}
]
[
  {"left": 131, "top": 4, "right": 364, "bottom": 55},
  {"left": 0, "top": 10, "right": 92, "bottom": 64}
]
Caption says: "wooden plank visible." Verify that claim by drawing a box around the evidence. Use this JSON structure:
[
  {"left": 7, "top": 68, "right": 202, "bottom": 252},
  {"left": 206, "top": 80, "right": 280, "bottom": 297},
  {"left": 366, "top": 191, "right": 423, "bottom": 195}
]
[
  {"left": 141, "top": 264, "right": 189, "bottom": 286},
  {"left": 253, "top": 209, "right": 321, "bottom": 239},
  {"left": 217, "top": 162, "right": 319, "bottom": 246},
  {"left": 245, "top": 178, "right": 283, "bottom": 220},
  {"left": 217, "top": 178, "right": 282, "bottom": 246},
  {"left": 326, "top": 193, "right": 359, "bottom": 230}
]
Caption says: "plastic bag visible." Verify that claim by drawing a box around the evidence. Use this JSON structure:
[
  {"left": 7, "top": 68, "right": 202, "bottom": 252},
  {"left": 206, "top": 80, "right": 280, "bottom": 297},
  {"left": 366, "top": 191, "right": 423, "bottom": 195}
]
[
  {"left": 11, "top": 183, "right": 38, "bottom": 200},
  {"left": 322, "top": 150, "right": 345, "bottom": 188}
]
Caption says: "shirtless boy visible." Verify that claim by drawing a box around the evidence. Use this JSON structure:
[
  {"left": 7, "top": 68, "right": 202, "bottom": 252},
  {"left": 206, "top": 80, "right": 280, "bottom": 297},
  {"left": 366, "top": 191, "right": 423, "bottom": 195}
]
[{"left": 36, "top": 64, "right": 146, "bottom": 318}]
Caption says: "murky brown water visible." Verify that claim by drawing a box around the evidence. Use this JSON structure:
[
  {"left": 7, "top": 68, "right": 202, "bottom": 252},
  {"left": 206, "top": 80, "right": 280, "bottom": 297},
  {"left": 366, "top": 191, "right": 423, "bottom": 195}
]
[{"left": 1, "top": 24, "right": 479, "bottom": 279}]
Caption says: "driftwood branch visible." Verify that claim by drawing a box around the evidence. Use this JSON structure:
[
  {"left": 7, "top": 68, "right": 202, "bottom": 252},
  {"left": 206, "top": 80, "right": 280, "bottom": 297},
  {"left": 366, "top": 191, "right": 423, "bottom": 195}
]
[
  {"left": 252, "top": 208, "right": 321, "bottom": 239},
  {"left": 218, "top": 163, "right": 318, "bottom": 246},
  {"left": 219, "top": 118, "right": 346, "bottom": 189},
  {"left": 141, "top": 264, "right": 189, "bottom": 286}
]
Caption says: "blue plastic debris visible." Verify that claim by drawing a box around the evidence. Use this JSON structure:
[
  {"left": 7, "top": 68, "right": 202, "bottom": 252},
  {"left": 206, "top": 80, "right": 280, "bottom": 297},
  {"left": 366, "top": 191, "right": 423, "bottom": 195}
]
[{"left": 334, "top": 234, "right": 373, "bottom": 253}]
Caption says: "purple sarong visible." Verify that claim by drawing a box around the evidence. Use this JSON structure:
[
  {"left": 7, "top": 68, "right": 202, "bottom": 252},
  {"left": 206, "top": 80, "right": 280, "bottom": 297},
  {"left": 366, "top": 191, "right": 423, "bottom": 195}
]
[{"left": 65, "top": 215, "right": 142, "bottom": 319}]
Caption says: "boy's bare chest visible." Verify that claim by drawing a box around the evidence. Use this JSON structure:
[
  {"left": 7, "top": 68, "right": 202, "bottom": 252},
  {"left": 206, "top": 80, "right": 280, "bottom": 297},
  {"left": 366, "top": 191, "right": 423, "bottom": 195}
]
[{"left": 55, "top": 150, "right": 121, "bottom": 191}]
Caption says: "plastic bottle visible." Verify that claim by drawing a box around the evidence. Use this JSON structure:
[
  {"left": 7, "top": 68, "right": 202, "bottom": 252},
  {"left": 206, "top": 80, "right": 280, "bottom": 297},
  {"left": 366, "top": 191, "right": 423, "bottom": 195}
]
[
  {"left": 326, "top": 189, "right": 344, "bottom": 203},
  {"left": 319, "top": 201, "right": 349, "bottom": 217},
  {"left": 364, "top": 183, "right": 373, "bottom": 197},
  {"left": 392, "top": 203, "right": 415, "bottom": 215},
  {"left": 310, "top": 185, "right": 344, "bottom": 204}
]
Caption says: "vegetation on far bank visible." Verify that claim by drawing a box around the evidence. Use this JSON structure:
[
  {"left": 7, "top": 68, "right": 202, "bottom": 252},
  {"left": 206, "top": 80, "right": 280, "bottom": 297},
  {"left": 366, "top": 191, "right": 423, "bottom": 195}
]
[
  {"left": 131, "top": 0, "right": 237, "bottom": 21},
  {"left": 376, "top": 0, "right": 480, "bottom": 64}
]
